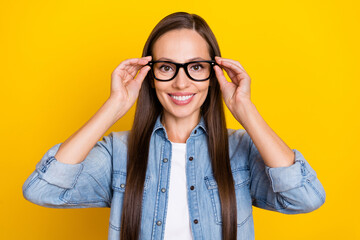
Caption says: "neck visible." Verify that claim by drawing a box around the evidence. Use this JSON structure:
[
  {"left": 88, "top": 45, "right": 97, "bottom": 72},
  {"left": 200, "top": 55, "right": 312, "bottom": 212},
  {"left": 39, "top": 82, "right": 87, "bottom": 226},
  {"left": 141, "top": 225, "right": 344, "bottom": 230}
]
[{"left": 161, "top": 112, "right": 201, "bottom": 143}]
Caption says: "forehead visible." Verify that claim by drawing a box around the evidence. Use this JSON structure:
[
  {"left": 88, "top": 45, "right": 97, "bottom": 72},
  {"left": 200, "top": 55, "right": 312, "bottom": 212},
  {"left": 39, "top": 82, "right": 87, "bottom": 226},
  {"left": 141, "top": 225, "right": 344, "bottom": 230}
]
[{"left": 152, "top": 29, "right": 211, "bottom": 61}]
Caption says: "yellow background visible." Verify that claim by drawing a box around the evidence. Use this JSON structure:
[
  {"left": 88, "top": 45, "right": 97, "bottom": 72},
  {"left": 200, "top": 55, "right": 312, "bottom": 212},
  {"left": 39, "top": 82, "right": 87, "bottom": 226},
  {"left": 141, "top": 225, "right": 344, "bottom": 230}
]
[{"left": 1, "top": 0, "right": 359, "bottom": 239}]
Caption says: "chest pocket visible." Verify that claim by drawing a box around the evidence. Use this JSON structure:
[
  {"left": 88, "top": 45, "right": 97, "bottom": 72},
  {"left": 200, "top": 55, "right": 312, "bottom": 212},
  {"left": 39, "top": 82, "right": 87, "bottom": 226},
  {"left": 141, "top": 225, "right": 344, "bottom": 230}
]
[
  {"left": 204, "top": 168, "right": 252, "bottom": 227},
  {"left": 112, "top": 171, "right": 151, "bottom": 195},
  {"left": 110, "top": 171, "right": 151, "bottom": 231}
]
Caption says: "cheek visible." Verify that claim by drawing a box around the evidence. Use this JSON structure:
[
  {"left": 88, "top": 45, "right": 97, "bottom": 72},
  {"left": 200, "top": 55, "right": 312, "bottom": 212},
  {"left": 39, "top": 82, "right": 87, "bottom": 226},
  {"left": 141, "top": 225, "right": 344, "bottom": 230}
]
[
  {"left": 198, "top": 83, "right": 210, "bottom": 95},
  {"left": 154, "top": 84, "right": 168, "bottom": 102},
  {"left": 198, "top": 85, "right": 210, "bottom": 103},
  {"left": 155, "top": 89, "right": 163, "bottom": 101}
]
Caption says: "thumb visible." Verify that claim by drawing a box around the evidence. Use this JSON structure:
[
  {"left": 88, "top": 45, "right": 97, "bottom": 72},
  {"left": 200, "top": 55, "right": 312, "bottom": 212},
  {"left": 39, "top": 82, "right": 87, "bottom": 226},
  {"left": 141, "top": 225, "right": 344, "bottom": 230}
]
[
  {"left": 127, "top": 65, "right": 151, "bottom": 95},
  {"left": 214, "top": 65, "right": 228, "bottom": 91},
  {"left": 132, "top": 66, "right": 150, "bottom": 86},
  {"left": 134, "top": 65, "right": 151, "bottom": 84}
]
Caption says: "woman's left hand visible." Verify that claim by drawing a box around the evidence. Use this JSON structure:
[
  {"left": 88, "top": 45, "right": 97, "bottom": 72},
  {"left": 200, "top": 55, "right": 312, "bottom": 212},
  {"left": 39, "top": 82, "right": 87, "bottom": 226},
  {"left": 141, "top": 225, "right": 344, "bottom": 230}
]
[{"left": 213, "top": 56, "right": 252, "bottom": 121}]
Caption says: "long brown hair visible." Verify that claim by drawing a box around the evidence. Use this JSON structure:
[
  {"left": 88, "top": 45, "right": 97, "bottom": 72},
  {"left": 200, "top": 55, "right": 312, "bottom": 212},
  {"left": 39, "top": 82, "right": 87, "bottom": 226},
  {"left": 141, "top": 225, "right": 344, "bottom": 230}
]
[{"left": 120, "top": 12, "right": 237, "bottom": 240}]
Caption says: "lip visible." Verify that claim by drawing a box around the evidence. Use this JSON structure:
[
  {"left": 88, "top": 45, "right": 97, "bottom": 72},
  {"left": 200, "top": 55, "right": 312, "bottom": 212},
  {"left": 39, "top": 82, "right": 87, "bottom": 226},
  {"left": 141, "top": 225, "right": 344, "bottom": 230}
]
[
  {"left": 168, "top": 92, "right": 195, "bottom": 96},
  {"left": 168, "top": 92, "right": 196, "bottom": 105}
]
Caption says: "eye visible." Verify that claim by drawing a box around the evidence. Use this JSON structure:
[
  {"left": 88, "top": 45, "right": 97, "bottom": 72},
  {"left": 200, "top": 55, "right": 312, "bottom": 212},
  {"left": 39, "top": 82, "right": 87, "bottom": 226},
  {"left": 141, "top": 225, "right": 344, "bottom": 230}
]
[
  {"left": 190, "top": 63, "right": 204, "bottom": 71},
  {"left": 159, "top": 64, "right": 174, "bottom": 72}
]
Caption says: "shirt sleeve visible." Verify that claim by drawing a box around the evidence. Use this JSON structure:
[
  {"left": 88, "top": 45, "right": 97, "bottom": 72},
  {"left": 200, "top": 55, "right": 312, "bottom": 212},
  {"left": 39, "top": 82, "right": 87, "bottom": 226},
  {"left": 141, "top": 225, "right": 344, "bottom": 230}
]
[
  {"left": 22, "top": 132, "right": 114, "bottom": 208},
  {"left": 247, "top": 134, "right": 326, "bottom": 214}
]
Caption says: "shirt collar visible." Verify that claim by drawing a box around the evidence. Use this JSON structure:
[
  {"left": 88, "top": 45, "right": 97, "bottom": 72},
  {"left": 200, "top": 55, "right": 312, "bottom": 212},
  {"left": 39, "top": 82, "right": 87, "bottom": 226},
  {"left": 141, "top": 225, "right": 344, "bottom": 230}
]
[{"left": 152, "top": 114, "right": 208, "bottom": 140}]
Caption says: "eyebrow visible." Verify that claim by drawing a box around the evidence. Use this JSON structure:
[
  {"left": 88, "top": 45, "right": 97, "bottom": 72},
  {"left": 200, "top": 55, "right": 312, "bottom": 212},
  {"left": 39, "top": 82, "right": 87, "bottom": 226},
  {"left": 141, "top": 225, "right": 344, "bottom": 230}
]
[{"left": 156, "top": 57, "right": 208, "bottom": 62}]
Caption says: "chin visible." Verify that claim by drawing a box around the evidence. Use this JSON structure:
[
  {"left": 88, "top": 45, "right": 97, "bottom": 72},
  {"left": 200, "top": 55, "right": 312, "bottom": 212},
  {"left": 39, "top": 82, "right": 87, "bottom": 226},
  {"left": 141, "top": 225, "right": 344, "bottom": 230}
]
[{"left": 164, "top": 106, "right": 202, "bottom": 119}]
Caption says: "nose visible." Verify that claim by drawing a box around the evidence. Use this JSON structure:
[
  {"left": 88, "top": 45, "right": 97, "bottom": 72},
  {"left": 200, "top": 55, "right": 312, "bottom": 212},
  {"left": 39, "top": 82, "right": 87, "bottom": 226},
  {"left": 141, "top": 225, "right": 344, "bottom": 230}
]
[{"left": 172, "top": 67, "right": 191, "bottom": 89}]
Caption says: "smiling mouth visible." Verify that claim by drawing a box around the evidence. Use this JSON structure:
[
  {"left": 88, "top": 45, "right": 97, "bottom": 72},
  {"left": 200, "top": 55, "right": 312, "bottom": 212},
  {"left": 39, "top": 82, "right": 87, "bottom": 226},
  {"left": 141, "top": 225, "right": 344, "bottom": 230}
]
[{"left": 168, "top": 94, "right": 195, "bottom": 101}]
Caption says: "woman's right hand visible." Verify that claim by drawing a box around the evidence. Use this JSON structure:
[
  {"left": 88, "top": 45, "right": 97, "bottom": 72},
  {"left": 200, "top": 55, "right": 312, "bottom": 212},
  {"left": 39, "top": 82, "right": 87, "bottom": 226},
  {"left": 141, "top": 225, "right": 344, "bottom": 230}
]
[{"left": 109, "top": 56, "right": 152, "bottom": 110}]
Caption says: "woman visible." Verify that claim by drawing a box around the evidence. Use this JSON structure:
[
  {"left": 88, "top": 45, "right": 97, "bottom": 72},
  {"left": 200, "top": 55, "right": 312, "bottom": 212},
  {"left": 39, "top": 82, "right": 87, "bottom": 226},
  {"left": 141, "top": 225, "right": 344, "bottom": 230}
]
[{"left": 22, "top": 12, "right": 325, "bottom": 240}]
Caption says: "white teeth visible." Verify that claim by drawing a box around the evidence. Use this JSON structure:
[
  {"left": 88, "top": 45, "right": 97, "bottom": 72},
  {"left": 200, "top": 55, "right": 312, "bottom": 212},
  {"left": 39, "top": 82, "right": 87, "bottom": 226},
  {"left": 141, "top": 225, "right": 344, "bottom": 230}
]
[{"left": 170, "top": 94, "right": 194, "bottom": 101}]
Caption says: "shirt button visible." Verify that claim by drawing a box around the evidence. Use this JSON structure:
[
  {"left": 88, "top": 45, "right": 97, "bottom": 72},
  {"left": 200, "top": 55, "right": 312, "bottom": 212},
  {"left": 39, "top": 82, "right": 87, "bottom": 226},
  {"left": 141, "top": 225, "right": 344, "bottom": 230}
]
[
  {"left": 156, "top": 221, "right": 162, "bottom": 226},
  {"left": 163, "top": 158, "right": 168, "bottom": 163},
  {"left": 189, "top": 157, "right": 193, "bottom": 161},
  {"left": 190, "top": 186, "right": 195, "bottom": 190},
  {"left": 193, "top": 219, "right": 198, "bottom": 224},
  {"left": 194, "top": 130, "right": 197, "bottom": 134},
  {"left": 161, "top": 188, "right": 166, "bottom": 193},
  {"left": 120, "top": 184, "right": 125, "bottom": 188}
]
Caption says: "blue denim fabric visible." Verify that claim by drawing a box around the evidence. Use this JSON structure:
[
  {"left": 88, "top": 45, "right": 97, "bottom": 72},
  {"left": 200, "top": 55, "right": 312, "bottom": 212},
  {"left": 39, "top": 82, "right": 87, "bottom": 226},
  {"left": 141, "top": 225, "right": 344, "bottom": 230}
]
[{"left": 23, "top": 115, "right": 325, "bottom": 240}]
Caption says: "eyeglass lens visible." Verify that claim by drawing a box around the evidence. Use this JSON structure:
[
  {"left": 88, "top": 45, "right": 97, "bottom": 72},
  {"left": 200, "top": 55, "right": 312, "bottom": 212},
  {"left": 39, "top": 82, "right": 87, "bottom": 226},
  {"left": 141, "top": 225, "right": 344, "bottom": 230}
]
[{"left": 153, "top": 62, "right": 212, "bottom": 81}]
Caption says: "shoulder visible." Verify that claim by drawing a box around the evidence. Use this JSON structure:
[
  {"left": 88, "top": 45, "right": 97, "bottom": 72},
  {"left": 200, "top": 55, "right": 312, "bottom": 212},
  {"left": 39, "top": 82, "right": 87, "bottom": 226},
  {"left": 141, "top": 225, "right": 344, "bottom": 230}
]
[
  {"left": 112, "top": 131, "right": 130, "bottom": 143},
  {"left": 227, "top": 128, "right": 252, "bottom": 156},
  {"left": 226, "top": 128, "right": 252, "bottom": 170},
  {"left": 227, "top": 128, "right": 250, "bottom": 144},
  {"left": 103, "top": 131, "right": 130, "bottom": 151}
]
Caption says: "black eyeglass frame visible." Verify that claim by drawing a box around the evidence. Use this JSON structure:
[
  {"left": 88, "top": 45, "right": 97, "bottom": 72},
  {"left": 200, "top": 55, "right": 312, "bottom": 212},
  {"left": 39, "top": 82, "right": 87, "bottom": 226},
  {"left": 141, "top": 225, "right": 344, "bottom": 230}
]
[{"left": 146, "top": 60, "right": 218, "bottom": 81}]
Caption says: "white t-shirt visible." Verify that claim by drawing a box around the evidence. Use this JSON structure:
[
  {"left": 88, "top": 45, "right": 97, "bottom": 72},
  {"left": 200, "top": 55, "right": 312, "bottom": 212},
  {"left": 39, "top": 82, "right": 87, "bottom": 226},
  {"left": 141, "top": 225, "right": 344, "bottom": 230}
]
[{"left": 163, "top": 142, "right": 193, "bottom": 240}]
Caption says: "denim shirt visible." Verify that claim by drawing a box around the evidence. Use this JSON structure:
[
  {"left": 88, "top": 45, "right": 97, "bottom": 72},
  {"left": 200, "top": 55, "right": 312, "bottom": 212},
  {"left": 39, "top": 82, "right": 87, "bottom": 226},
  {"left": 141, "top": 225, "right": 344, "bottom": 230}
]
[{"left": 23, "top": 115, "right": 326, "bottom": 240}]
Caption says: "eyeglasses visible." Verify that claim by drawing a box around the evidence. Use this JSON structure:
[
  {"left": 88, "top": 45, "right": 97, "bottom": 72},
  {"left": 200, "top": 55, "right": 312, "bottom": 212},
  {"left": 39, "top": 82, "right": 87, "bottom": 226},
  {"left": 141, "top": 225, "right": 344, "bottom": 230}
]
[{"left": 147, "top": 60, "right": 217, "bottom": 81}]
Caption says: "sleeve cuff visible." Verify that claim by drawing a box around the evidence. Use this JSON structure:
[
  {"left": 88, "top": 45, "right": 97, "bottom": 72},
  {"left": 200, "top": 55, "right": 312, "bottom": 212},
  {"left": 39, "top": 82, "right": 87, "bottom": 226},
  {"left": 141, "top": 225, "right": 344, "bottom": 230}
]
[
  {"left": 265, "top": 149, "right": 316, "bottom": 193},
  {"left": 35, "top": 143, "right": 84, "bottom": 189}
]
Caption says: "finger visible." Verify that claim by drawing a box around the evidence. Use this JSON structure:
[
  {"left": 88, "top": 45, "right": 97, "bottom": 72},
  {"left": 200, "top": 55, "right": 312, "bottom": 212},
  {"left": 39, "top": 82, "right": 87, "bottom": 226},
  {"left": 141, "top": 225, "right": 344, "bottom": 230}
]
[
  {"left": 125, "top": 66, "right": 149, "bottom": 97},
  {"left": 220, "top": 65, "right": 238, "bottom": 83},
  {"left": 138, "top": 55, "right": 152, "bottom": 64},
  {"left": 133, "top": 65, "right": 151, "bottom": 84},
  {"left": 218, "top": 61, "right": 251, "bottom": 83},
  {"left": 218, "top": 60, "right": 252, "bottom": 93},
  {"left": 215, "top": 56, "right": 245, "bottom": 71},
  {"left": 214, "top": 58, "right": 233, "bottom": 76},
  {"left": 119, "top": 58, "right": 152, "bottom": 78},
  {"left": 133, "top": 56, "right": 152, "bottom": 72},
  {"left": 215, "top": 59, "right": 250, "bottom": 86},
  {"left": 119, "top": 57, "right": 152, "bottom": 71},
  {"left": 213, "top": 65, "right": 229, "bottom": 90},
  {"left": 223, "top": 63, "right": 250, "bottom": 86},
  {"left": 216, "top": 60, "right": 239, "bottom": 77},
  {"left": 216, "top": 57, "right": 248, "bottom": 78},
  {"left": 143, "top": 55, "right": 152, "bottom": 60}
]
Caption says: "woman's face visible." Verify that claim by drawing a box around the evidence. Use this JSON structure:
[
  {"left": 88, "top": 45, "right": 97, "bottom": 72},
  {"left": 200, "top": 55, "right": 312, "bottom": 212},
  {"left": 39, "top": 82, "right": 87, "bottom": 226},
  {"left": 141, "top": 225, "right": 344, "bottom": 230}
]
[{"left": 152, "top": 28, "right": 211, "bottom": 121}]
